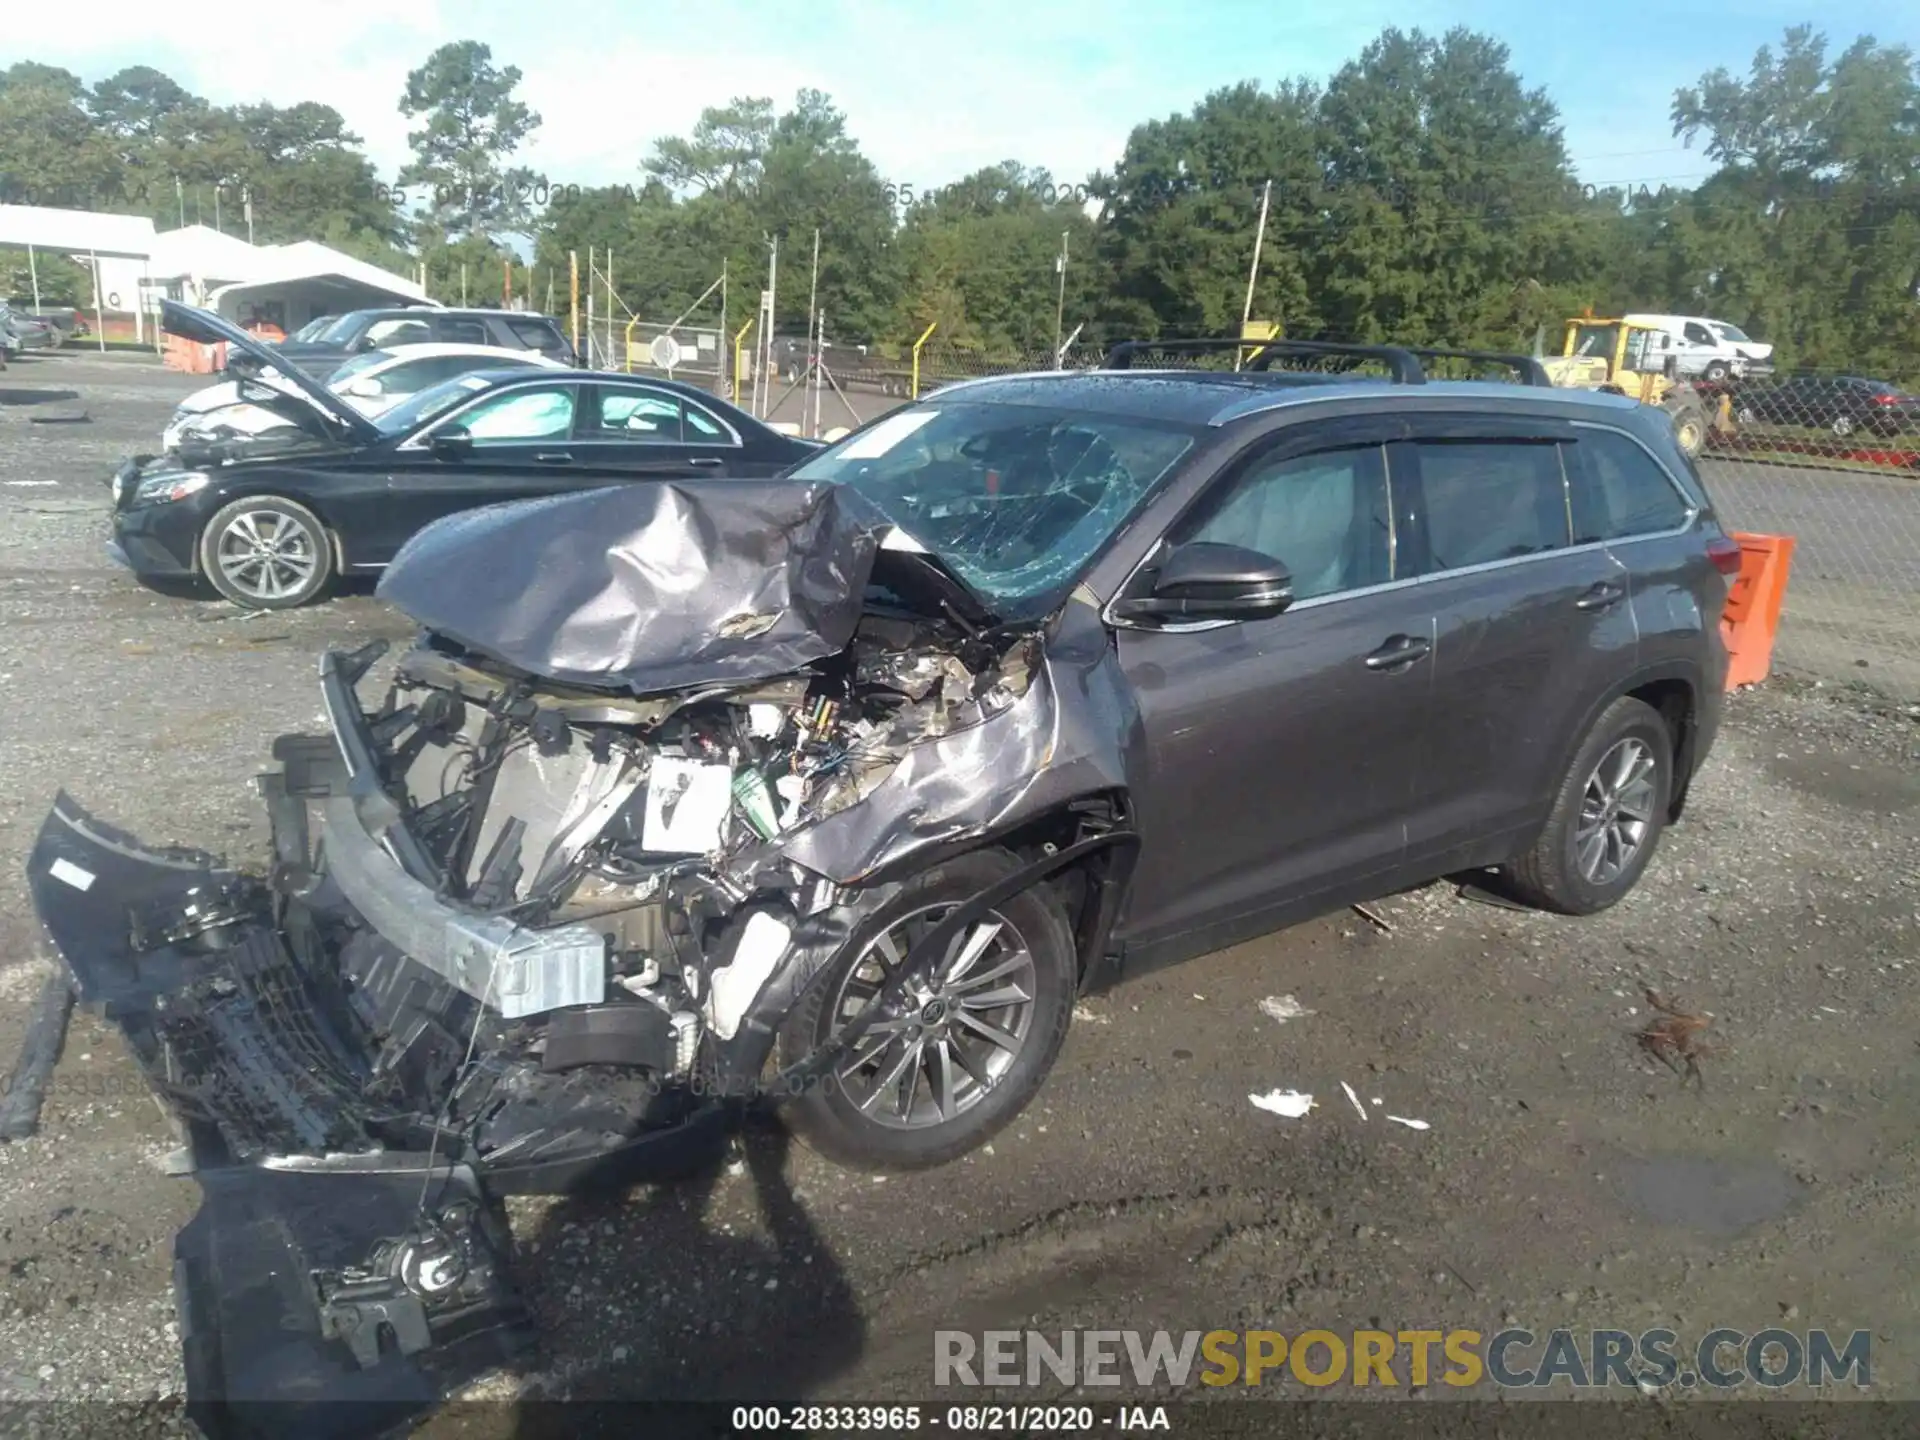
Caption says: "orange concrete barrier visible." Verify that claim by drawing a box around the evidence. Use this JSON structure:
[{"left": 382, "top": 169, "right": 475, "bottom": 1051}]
[
  {"left": 162, "top": 334, "right": 226, "bottom": 374},
  {"left": 1720, "top": 532, "right": 1795, "bottom": 690}
]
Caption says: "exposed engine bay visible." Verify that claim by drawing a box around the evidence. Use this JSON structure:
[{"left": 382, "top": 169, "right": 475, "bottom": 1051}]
[{"left": 26, "top": 478, "right": 1143, "bottom": 1435}]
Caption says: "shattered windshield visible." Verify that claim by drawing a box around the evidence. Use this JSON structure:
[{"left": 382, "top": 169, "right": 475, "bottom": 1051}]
[{"left": 790, "top": 401, "right": 1196, "bottom": 612}]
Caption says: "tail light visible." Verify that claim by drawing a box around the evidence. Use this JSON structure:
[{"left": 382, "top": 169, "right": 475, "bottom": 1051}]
[
  {"left": 1705, "top": 535, "right": 1744, "bottom": 577},
  {"left": 1872, "top": 393, "right": 1898, "bottom": 405}
]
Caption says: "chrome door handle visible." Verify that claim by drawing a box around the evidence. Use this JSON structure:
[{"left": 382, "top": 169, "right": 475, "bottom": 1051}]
[
  {"left": 687, "top": 456, "right": 726, "bottom": 468},
  {"left": 1576, "top": 581, "right": 1626, "bottom": 610},
  {"left": 1364, "top": 634, "right": 1432, "bottom": 671}
]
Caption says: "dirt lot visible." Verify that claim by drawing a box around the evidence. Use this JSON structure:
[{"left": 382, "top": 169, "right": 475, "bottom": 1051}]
[{"left": 0, "top": 355, "right": 1916, "bottom": 1422}]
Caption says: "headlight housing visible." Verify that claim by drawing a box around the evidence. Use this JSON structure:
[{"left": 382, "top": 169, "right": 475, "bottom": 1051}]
[{"left": 132, "top": 471, "right": 211, "bottom": 505}]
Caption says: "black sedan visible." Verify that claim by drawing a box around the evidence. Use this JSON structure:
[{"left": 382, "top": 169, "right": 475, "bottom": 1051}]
[
  {"left": 111, "top": 301, "right": 819, "bottom": 609},
  {"left": 1732, "top": 373, "right": 1920, "bottom": 439}
]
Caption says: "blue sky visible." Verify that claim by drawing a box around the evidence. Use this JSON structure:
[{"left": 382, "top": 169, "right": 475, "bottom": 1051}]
[{"left": 14, "top": 2, "right": 1916, "bottom": 199}]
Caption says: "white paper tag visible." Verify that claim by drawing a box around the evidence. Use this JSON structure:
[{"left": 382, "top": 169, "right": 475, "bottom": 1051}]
[
  {"left": 48, "top": 858, "right": 96, "bottom": 892},
  {"left": 639, "top": 757, "right": 734, "bottom": 854}
]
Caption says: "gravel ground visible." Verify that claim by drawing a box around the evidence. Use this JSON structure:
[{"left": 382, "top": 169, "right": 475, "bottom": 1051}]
[{"left": 0, "top": 355, "right": 1915, "bottom": 1426}]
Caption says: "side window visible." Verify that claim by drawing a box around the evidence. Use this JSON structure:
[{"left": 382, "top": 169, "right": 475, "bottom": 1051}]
[
  {"left": 1414, "top": 440, "right": 1569, "bottom": 572},
  {"left": 682, "top": 402, "right": 731, "bottom": 441},
  {"left": 508, "top": 317, "right": 566, "bottom": 353},
  {"left": 436, "top": 318, "right": 491, "bottom": 345},
  {"left": 591, "top": 386, "right": 685, "bottom": 441},
  {"left": 1683, "top": 322, "right": 1716, "bottom": 346},
  {"left": 443, "top": 385, "right": 576, "bottom": 443},
  {"left": 1571, "top": 429, "right": 1691, "bottom": 542},
  {"left": 364, "top": 317, "right": 433, "bottom": 347},
  {"left": 1176, "top": 445, "right": 1392, "bottom": 601}
]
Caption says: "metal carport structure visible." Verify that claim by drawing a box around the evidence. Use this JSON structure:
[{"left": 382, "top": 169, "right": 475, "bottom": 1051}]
[{"left": 0, "top": 205, "right": 161, "bottom": 350}]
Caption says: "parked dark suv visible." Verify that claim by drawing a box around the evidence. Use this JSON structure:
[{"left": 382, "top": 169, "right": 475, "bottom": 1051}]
[
  {"left": 271, "top": 306, "right": 579, "bottom": 376},
  {"left": 27, "top": 338, "right": 1735, "bottom": 1420}
]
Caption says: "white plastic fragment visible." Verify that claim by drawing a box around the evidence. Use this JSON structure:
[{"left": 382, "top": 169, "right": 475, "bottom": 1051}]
[
  {"left": 47, "top": 858, "right": 95, "bottom": 892},
  {"left": 1386, "top": 1115, "right": 1431, "bottom": 1131},
  {"left": 1258, "top": 995, "right": 1314, "bottom": 1025},
  {"left": 1340, "top": 1081, "right": 1368, "bottom": 1120},
  {"left": 1249, "top": 1090, "right": 1315, "bottom": 1118}
]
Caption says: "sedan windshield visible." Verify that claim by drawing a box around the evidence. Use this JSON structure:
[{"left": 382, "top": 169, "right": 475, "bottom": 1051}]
[
  {"left": 372, "top": 373, "right": 497, "bottom": 435},
  {"left": 789, "top": 401, "right": 1197, "bottom": 613}
]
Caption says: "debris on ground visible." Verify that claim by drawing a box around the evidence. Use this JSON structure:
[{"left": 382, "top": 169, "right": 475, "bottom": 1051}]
[
  {"left": 1385, "top": 1115, "right": 1431, "bottom": 1131},
  {"left": 1249, "top": 1090, "right": 1315, "bottom": 1118},
  {"left": 1258, "top": 995, "right": 1314, "bottom": 1025},
  {"left": 1638, "top": 988, "right": 1716, "bottom": 1087},
  {"left": 1350, "top": 902, "right": 1394, "bottom": 934},
  {"left": 1339, "top": 1081, "right": 1368, "bottom": 1120}
]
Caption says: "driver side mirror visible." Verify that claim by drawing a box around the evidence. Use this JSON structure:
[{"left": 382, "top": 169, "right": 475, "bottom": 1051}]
[
  {"left": 429, "top": 424, "right": 473, "bottom": 459},
  {"left": 1111, "top": 541, "right": 1294, "bottom": 623}
]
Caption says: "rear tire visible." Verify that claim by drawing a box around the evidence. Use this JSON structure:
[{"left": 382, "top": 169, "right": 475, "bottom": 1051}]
[
  {"left": 197, "top": 496, "right": 334, "bottom": 609},
  {"left": 1501, "top": 696, "right": 1673, "bottom": 916},
  {"left": 777, "top": 848, "right": 1077, "bottom": 1172}
]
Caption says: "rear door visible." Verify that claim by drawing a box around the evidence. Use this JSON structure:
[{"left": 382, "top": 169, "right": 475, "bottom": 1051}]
[
  {"left": 1113, "top": 418, "right": 1434, "bottom": 957},
  {"left": 1397, "top": 417, "right": 1638, "bottom": 866},
  {"left": 571, "top": 380, "right": 774, "bottom": 476},
  {"left": 1565, "top": 420, "right": 1709, "bottom": 674}
]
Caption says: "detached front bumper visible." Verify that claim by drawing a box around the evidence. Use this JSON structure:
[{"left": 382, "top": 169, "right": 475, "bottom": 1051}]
[{"left": 26, "top": 794, "right": 534, "bottom": 1437}]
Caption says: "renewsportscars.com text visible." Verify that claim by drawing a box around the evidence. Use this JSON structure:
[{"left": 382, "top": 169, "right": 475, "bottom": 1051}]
[{"left": 935, "top": 1327, "right": 1871, "bottom": 1390}]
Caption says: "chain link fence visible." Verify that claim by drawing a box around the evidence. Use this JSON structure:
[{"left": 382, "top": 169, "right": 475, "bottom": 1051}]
[{"left": 1691, "top": 374, "right": 1920, "bottom": 701}]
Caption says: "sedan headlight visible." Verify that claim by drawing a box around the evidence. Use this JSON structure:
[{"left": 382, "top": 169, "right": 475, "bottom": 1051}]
[{"left": 132, "top": 471, "right": 211, "bottom": 504}]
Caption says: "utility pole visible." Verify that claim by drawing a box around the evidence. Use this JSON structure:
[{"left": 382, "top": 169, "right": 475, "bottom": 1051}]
[
  {"left": 1053, "top": 230, "right": 1069, "bottom": 368},
  {"left": 760, "top": 234, "right": 779, "bottom": 418},
  {"left": 175, "top": 176, "right": 184, "bottom": 229},
  {"left": 243, "top": 186, "right": 253, "bottom": 245},
  {"left": 1236, "top": 179, "right": 1273, "bottom": 371},
  {"left": 805, "top": 229, "right": 820, "bottom": 436}
]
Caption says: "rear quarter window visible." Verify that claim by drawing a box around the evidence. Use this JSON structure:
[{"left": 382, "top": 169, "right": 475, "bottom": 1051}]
[
  {"left": 507, "top": 318, "right": 565, "bottom": 351},
  {"left": 1571, "top": 428, "right": 1692, "bottom": 541}
]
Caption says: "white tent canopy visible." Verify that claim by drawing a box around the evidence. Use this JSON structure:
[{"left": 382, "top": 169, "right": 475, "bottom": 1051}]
[
  {"left": 206, "top": 241, "right": 431, "bottom": 328},
  {"left": 0, "top": 204, "right": 157, "bottom": 258},
  {"left": 145, "top": 224, "right": 266, "bottom": 287},
  {"left": 0, "top": 204, "right": 428, "bottom": 341}
]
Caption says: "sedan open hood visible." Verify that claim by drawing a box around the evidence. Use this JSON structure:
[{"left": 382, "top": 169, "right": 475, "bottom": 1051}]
[
  {"left": 160, "top": 300, "right": 382, "bottom": 446},
  {"left": 374, "top": 480, "right": 998, "bottom": 695}
]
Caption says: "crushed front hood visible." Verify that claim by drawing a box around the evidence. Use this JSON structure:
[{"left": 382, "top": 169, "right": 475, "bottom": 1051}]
[{"left": 374, "top": 479, "right": 995, "bottom": 695}]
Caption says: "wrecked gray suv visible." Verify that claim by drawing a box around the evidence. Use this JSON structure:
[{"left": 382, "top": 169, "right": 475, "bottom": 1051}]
[{"left": 26, "top": 339, "right": 1731, "bottom": 1427}]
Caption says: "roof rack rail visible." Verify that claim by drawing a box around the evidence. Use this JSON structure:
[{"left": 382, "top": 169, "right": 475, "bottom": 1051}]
[
  {"left": 1404, "top": 346, "right": 1554, "bottom": 388},
  {"left": 1101, "top": 337, "right": 1427, "bottom": 385}
]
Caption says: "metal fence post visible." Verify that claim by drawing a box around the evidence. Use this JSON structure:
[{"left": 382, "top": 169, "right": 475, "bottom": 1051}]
[{"left": 910, "top": 322, "right": 937, "bottom": 400}]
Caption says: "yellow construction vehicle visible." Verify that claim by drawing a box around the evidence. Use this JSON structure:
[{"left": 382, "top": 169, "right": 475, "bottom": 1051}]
[{"left": 1538, "top": 315, "right": 1720, "bottom": 459}]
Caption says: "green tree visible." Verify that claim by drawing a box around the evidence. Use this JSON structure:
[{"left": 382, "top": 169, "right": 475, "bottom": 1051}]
[
  {"left": 398, "top": 40, "right": 542, "bottom": 242},
  {"left": 1670, "top": 25, "right": 1920, "bottom": 377}
]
